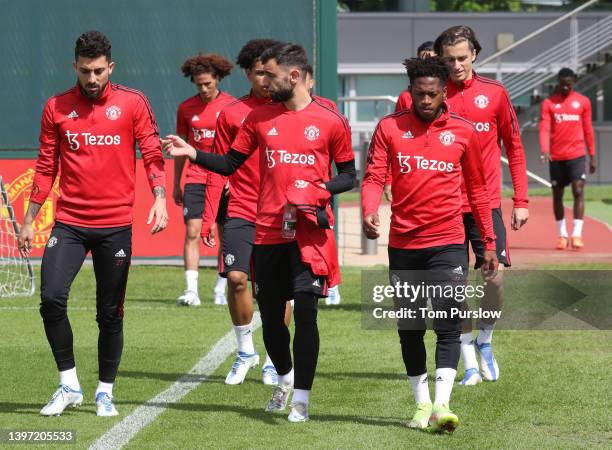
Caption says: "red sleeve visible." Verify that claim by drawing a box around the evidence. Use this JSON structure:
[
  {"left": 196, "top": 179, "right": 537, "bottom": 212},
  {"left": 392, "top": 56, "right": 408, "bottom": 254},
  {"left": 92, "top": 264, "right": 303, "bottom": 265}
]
[
  {"left": 538, "top": 99, "right": 551, "bottom": 155},
  {"left": 582, "top": 98, "right": 595, "bottom": 156},
  {"left": 133, "top": 94, "right": 166, "bottom": 191},
  {"left": 201, "top": 110, "right": 231, "bottom": 236},
  {"left": 384, "top": 165, "right": 392, "bottom": 186},
  {"left": 361, "top": 122, "right": 389, "bottom": 217},
  {"left": 176, "top": 103, "right": 188, "bottom": 136},
  {"left": 330, "top": 117, "right": 354, "bottom": 164},
  {"left": 31, "top": 99, "right": 60, "bottom": 205},
  {"left": 497, "top": 88, "right": 529, "bottom": 209},
  {"left": 231, "top": 112, "right": 258, "bottom": 156},
  {"left": 463, "top": 130, "right": 496, "bottom": 251}
]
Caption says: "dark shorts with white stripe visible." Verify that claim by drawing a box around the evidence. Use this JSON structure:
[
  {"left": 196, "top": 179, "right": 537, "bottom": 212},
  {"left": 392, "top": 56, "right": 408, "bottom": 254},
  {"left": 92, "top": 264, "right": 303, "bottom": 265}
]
[{"left": 463, "top": 208, "right": 510, "bottom": 269}]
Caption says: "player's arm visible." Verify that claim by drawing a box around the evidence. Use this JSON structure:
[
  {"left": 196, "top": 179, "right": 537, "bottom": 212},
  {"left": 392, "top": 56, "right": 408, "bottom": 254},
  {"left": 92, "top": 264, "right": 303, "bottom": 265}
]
[
  {"left": 361, "top": 122, "right": 389, "bottom": 239},
  {"left": 19, "top": 99, "right": 60, "bottom": 256},
  {"left": 538, "top": 99, "right": 552, "bottom": 162},
  {"left": 173, "top": 105, "right": 189, "bottom": 205},
  {"left": 133, "top": 95, "right": 168, "bottom": 234},
  {"left": 462, "top": 130, "right": 498, "bottom": 276},
  {"left": 325, "top": 117, "right": 357, "bottom": 195},
  {"left": 498, "top": 88, "right": 529, "bottom": 230},
  {"left": 582, "top": 99, "right": 596, "bottom": 174}
]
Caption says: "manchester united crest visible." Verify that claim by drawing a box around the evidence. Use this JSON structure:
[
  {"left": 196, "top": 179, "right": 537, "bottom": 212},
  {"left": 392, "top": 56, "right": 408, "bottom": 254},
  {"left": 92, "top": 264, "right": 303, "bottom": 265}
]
[
  {"left": 106, "top": 105, "right": 122, "bottom": 120},
  {"left": 304, "top": 125, "right": 320, "bottom": 142},
  {"left": 474, "top": 94, "right": 489, "bottom": 109},
  {"left": 439, "top": 130, "right": 456, "bottom": 146}
]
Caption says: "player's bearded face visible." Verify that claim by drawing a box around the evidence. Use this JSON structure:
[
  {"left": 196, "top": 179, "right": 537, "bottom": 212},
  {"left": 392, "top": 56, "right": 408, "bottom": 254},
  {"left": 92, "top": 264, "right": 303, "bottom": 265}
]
[
  {"left": 411, "top": 77, "right": 446, "bottom": 122},
  {"left": 442, "top": 41, "right": 475, "bottom": 83},
  {"left": 74, "top": 55, "right": 114, "bottom": 99},
  {"left": 263, "top": 60, "right": 294, "bottom": 102}
]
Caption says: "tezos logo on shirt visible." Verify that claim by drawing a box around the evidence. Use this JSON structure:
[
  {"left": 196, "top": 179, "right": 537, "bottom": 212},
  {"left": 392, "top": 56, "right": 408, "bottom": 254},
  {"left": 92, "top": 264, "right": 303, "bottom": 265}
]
[
  {"left": 439, "top": 130, "right": 456, "bottom": 146},
  {"left": 304, "top": 125, "right": 320, "bottom": 141},
  {"left": 106, "top": 106, "right": 122, "bottom": 120},
  {"left": 65, "top": 130, "right": 121, "bottom": 150},
  {"left": 192, "top": 128, "right": 215, "bottom": 142},
  {"left": 474, "top": 95, "right": 489, "bottom": 109},
  {"left": 265, "top": 148, "right": 315, "bottom": 168},
  {"left": 396, "top": 153, "right": 454, "bottom": 174}
]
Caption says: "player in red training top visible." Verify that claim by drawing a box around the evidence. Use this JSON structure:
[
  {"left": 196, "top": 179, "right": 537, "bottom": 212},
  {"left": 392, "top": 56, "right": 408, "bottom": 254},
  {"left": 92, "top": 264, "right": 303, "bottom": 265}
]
[
  {"left": 163, "top": 43, "right": 356, "bottom": 423},
  {"left": 199, "top": 39, "right": 288, "bottom": 387},
  {"left": 434, "top": 25, "right": 529, "bottom": 385},
  {"left": 385, "top": 41, "right": 436, "bottom": 201},
  {"left": 539, "top": 67, "right": 596, "bottom": 250},
  {"left": 174, "top": 53, "right": 235, "bottom": 307},
  {"left": 362, "top": 56, "right": 497, "bottom": 433},
  {"left": 18, "top": 31, "right": 167, "bottom": 417}
]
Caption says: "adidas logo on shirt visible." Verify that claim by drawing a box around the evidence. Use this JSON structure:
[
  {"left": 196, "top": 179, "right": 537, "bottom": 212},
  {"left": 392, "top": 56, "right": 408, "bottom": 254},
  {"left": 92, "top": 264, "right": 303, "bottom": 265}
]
[
  {"left": 402, "top": 130, "right": 414, "bottom": 139},
  {"left": 191, "top": 115, "right": 199, "bottom": 122},
  {"left": 267, "top": 127, "right": 278, "bottom": 136},
  {"left": 67, "top": 110, "right": 79, "bottom": 119},
  {"left": 115, "top": 249, "right": 127, "bottom": 258}
]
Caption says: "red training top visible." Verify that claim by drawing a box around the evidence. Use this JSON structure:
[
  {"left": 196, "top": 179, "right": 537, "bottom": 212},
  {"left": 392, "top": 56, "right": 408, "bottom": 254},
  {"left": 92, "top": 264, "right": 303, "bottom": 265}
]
[
  {"left": 176, "top": 91, "right": 235, "bottom": 184},
  {"left": 232, "top": 98, "right": 354, "bottom": 245},
  {"left": 361, "top": 106, "right": 496, "bottom": 250},
  {"left": 395, "top": 90, "right": 413, "bottom": 112},
  {"left": 446, "top": 73, "right": 528, "bottom": 212},
  {"left": 31, "top": 82, "right": 165, "bottom": 228},
  {"left": 538, "top": 90, "right": 595, "bottom": 161}
]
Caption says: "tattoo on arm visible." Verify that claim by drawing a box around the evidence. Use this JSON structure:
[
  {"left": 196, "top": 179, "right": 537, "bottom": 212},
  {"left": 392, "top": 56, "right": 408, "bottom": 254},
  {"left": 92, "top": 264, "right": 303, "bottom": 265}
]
[
  {"left": 24, "top": 202, "right": 42, "bottom": 224},
  {"left": 153, "top": 186, "right": 166, "bottom": 199}
]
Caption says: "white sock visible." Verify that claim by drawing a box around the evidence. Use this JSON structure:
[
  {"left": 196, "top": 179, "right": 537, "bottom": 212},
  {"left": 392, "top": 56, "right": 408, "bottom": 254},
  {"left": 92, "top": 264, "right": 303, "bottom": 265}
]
[
  {"left": 408, "top": 373, "right": 431, "bottom": 405},
  {"left": 263, "top": 353, "right": 274, "bottom": 368},
  {"left": 434, "top": 368, "right": 457, "bottom": 406},
  {"left": 476, "top": 324, "right": 494, "bottom": 346},
  {"left": 59, "top": 367, "right": 80, "bottom": 390},
  {"left": 234, "top": 322, "right": 255, "bottom": 354},
  {"left": 460, "top": 332, "right": 479, "bottom": 371},
  {"left": 185, "top": 270, "right": 199, "bottom": 294},
  {"left": 293, "top": 389, "right": 310, "bottom": 405},
  {"left": 95, "top": 381, "right": 113, "bottom": 397},
  {"left": 214, "top": 275, "right": 227, "bottom": 295},
  {"left": 557, "top": 219, "right": 568, "bottom": 238},
  {"left": 572, "top": 219, "right": 584, "bottom": 237},
  {"left": 278, "top": 368, "right": 294, "bottom": 386}
]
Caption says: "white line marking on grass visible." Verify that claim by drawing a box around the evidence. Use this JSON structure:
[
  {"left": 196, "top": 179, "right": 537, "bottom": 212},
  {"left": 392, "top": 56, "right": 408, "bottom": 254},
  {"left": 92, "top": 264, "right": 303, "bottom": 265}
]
[{"left": 89, "top": 312, "right": 261, "bottom": 450}]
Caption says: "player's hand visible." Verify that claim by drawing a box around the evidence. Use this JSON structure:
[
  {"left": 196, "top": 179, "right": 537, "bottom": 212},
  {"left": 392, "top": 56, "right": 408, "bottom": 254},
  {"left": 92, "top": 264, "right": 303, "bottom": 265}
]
[
  {"left": 172, "top": 185, "right": 183, "bottom": 206},
  {"left": 147, "top": 198, "right": 168, "bottom": 234},
  {"left": 162, "top": 135, "right": 197, "bottom": 160},
  {"left": 481, "top": 250, "right": 499, "bottom": 280},
  {"left": 589, "top": 156, "right": 597, "bottom": 174},
  {"left": 363, "top": 213, "right": 380, "bottom": 239},
  {"left": 18, "top": 223, "right": 34, "bottom": 258},
  {"left": 511, "top": 207, "right": 529, "bottom": 231},
  {"left": 540, "top": 153, "right": 552, "bottom": 163},
  {"left": 202, "top": 222, "right": 217, "bottom": 247},
  {"left": 383, "top": 184, "right": 393, "bottom": 202}
]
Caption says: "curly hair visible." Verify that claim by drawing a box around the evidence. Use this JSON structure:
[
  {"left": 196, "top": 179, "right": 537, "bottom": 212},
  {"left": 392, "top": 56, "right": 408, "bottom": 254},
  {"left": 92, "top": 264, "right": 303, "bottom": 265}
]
[
  {"left": 181, "top": 53, "right": 233, "bottom": 81},
  {"left": 402, "top": 57, "right": 450, "bottom": 85},
  {"left": 75, "top": 30, "right": 111, "bottom": 61},
  {"left": 434, "top": 25, "right": 482, "bottom": 57},
  {"left": 236, "top": 39, "right": 282, "bottom": 70}
]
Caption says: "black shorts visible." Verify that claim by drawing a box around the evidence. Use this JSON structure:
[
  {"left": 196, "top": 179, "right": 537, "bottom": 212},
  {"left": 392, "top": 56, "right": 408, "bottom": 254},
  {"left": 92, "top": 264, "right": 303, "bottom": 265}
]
[
  {"left": 183, "top": 183, "right": 205, "bottom": 223},
  {"left": 463, "top": 208, "right": 510, "bottom": 269},
  {"left": 388, "top": 244, "right": 467, "bottom": 331},
  {"left": 216, "top": 191, "right": 229, "bottom": 225},
  {"left": 219, "top": 218, "right": 255, "bottom": 278},
  {"left": 549, "top": 155, "right": 586, "bottom": 187},
  {"left": 251, "top": 241, "right": 326, "bottom": 300}
]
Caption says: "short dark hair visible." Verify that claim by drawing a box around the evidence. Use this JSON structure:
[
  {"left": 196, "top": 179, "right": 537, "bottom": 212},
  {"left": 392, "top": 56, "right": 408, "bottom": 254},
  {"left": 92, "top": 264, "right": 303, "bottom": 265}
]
[
  {"left": 403, "top": 57, "right": 450, "bottom": 86},
  {"left": 417, "top": 41, "right": 435, "bottom": 54},
  {"left": 558, "top": 67, "right": 577, "bottom": 80},
  {"left": 75, "top": 30, "right": 111, "bottom": 61},
  {"left": 181, "top": 53, "right": 233, "bottom": 81},
  {"left": 260, "top": 43, "right": 309, "bottom": 74},
  {"left": 305, "top": 64, "right": 314, "bottom": 77},
  {"left": 434, "top": 25, "right": 482, "bottom": 57},
  {"left": 236, "top": 39, "right": 283, "bottom": 70}
]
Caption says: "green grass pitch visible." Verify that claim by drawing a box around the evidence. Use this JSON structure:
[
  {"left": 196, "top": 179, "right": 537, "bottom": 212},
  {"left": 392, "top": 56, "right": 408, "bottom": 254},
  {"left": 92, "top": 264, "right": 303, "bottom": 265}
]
[{"left": 1, "top": 265, "right": 611, "bottom": 448}]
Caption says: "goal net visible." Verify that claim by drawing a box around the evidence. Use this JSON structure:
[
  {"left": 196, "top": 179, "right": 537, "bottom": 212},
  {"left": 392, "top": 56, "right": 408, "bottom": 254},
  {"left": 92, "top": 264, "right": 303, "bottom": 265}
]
[{"left": 0, "top": 177, "right": 35, "bottom": 297}]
